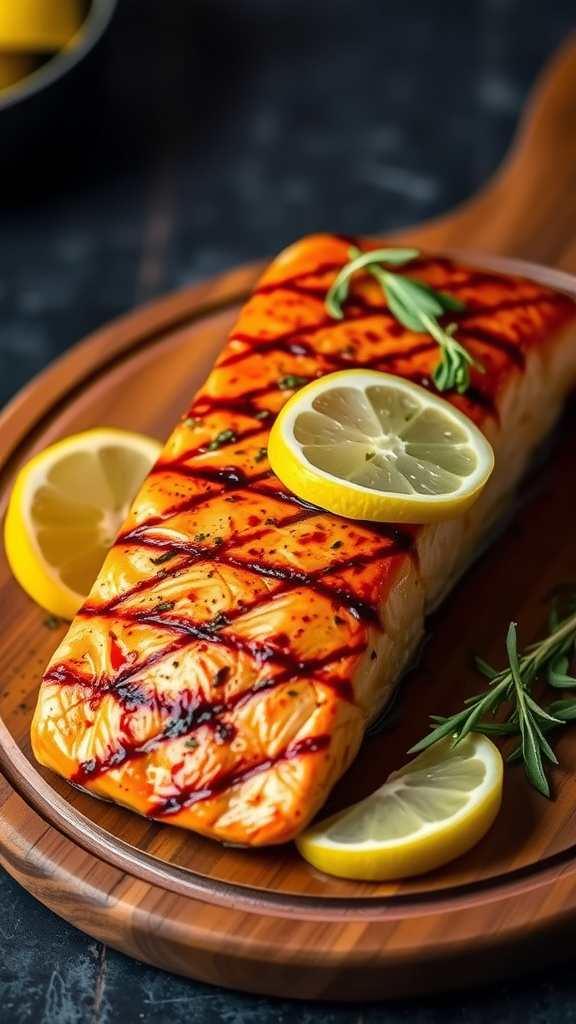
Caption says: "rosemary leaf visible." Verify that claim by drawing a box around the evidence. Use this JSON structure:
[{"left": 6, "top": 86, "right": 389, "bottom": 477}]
[
  {"left": 520, "top": 714, "right": 550, "bottom": 796},
  {"left": 473, "top": 655, "right": 499, "bottom": 680},
  {"left": 522, "top": 692, "right": 564, "bottom": 725},
  {"left": 547, "top": 699, "right": 576, "bottom": 721},
  {"left": 547, "top": 652, "right": 576, "bottom": 689},
  {"left": 325, "top": 245, "right": 483, "bottom": 395},
  {"left": 527, "top": 715, "right": 559, "bottom": 764},
  {"left": 412, "top": 591, "right": 576, "bottom": 796}
]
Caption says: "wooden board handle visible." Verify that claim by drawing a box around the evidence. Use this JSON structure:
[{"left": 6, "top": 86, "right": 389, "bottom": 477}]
[{"left": 396, "top": 31, "right": 576, "bottom": 273}]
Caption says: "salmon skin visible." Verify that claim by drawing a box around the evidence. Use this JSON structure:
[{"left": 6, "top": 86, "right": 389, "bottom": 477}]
[{"left": 32, "top": 235, "right": 576, "bottom": 845}]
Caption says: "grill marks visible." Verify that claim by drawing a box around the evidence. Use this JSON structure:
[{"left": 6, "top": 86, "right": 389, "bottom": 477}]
[
  {"left": 213, "top": 258, "right": 574, "bottom": 416},
  {"left": 150, "top": 733, "right": 332, "bottom": 818},
  {"left": 68, "top": 648, "right": 352, "bottom": 797},
  {"left": 41, "top": 237, "right": 576, "bottom": 822}
]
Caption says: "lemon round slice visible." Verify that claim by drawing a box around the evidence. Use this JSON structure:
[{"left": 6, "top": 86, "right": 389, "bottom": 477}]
[
  {"left": 268, "top": 369, "right": 494, "bottom": 523},
  {"left": 4, "top": 427, "right": 162, "bottom": 620},
  {"left": 295, "top": 734, "right": 503, "bottom": 881}
]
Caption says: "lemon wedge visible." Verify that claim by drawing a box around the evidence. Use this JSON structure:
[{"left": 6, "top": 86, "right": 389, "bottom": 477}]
[
  {"left": 4, "top": 427, "right": 162, "bottom": 621},
  {"left": 295, "top": 734, "right": 503, "bottom": 880},
  {"left": 268, "top": 369, "right": 494, "bottom": 523}
]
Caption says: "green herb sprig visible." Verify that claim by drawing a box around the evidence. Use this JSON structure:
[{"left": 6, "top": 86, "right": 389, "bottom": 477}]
[
  {"left": 410, "top": 598, "right": 576, "bottom": 797},
  {"left": 325, "top": 246, "right": 484, "bottom": 395}
]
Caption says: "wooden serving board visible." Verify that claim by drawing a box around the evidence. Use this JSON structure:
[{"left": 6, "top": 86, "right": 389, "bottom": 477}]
[
  {"left": 1, "top": 253, "right": 576, "bottom": 1001},
  {"left": 2, "top": 31, "right": 576, "bottom": 1003}
]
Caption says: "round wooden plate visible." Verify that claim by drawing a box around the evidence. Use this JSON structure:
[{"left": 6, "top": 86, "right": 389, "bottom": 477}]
[{"left": 2, "top": 254, "right": 576, "bottom": 1001}]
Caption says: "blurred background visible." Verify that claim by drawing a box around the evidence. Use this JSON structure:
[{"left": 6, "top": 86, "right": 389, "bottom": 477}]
[
  {"left": 1, "top": 0, "right": 575, "bottom": 412},
  {"left": 2, "top": 1, "right": 576, "bottom": 1021}
]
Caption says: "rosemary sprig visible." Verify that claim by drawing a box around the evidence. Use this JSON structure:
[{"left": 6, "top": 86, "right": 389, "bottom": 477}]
[
  {"left": 325, "top": 246, "right": 484, "bottom": 395},
  {"left": 409, "top": 598, "right": 576, "bottom": 797}
]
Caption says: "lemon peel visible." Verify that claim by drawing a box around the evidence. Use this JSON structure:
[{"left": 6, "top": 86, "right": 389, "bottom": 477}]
[
  {"left": 268, "top": 369, "right": 494, "bottom": 524},
  {"left": 4, "top": 427, "right": 162, "bottom": 620}
]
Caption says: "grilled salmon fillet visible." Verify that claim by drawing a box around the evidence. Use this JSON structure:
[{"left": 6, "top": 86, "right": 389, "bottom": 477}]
[{"left": 31, "top": 235, "right": 576, "bottom": 845}]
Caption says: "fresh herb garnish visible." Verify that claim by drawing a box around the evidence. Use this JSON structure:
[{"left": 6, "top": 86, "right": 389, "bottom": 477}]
[
  {"left": 43, "top": 615, "right": 60, "bottom": 630},
  {"left": 325, "top": 246, "right": 483, "bottom": 395},
  {"left": 254, "top": 447, "right": 268, "bottom": 463},
  {"left": 410, "top": 598, "right": 576, "bottom": 797},
  {"left": 183, "top": 417, "right": 201, "bottom": 428},
  {"left": 194, "top": 533, "right": 207, "bottom": 542},
  {"left": 206, "top": 429, "right": 237, "bottom": 451},
  {"left": 254, "top": 409, "right": 271, "bottom": 420},
  {"left": 277, "top": 375, "right": 309, "bottom": 391},
  {"left": 185, "top": 737, "right": 199, "bottom": 749},
  {"left": 153, "top": 600, "right": 175, "bottom": 614}
]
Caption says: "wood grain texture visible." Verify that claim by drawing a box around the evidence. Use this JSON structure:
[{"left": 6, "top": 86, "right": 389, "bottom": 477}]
[{"left": 3, "top": 31, "right": 576, "bottom": 1001}]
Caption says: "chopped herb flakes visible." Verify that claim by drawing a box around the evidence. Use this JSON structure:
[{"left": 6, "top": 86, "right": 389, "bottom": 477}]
[
  {"left": 185, "top": 737, "right": 199, "bottom": 749},
  {"left": 254, "top": 447, "right": 268, "bottom": 463},
  {"left": 277, "top": 375, "right": 308, "bottom": 390},
  {"left": 254, "top": 409, "right": 271, "bottom": 420},
  {"left": 150, "top": 550, "right": 177, "bottom": 565},
  {"left": 194, "top": 533, "right": 207, "bottom": 542},
  {"left": 154, "top": 601, "right": 175, "bottom": 613},
  {"left": 206, "top": 429, "right": 237, "bottom": 450},
  {"left": 43, "top": 615, "right": 60, "bottom": 630},
  {"left": 184, "top": 417, "right": 201, "bottom": 428}
]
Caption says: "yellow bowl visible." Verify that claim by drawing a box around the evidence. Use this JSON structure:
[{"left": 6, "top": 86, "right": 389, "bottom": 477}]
[
  {"left": 0, "top": 0, "right": 116, "bottom": 124},
  {"left": 0, "top": 0, "right": 85, "bottom": 54}
]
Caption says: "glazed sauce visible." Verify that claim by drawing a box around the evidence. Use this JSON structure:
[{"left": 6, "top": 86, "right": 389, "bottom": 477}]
[{"left": 43, "top": 235, "right": 576, "bottom": 820}]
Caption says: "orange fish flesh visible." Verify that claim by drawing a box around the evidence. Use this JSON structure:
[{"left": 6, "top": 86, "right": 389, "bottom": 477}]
[{"left": 31, "top": 235, "right": 576, "bottom": 845}]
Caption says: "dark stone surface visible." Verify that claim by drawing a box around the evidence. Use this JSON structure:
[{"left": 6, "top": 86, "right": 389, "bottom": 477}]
[{"left": 1, "top": 0, "right": 576, "bottom": 1019}]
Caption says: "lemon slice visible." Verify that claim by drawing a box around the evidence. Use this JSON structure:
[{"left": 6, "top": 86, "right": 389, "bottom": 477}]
[
  {"left": 268, "top": 369, "right": 494, "bottom": 523},
  {"left": 4, "top": 427, "right": 162, "bottom": 621},
  {"left": 295, "top": 734, "right": 503, "bottom": 880}
]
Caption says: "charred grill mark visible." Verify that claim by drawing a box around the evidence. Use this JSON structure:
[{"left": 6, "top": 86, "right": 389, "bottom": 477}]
[
  {"left": 69, "top": 647, "right": 356, "bottom": 789},
  {"left": 82, "top": 531, "right": 402, "bottom": 636},
  {"left": 148, "top": 733, "right": 332, "bottom": 818},
  {"left": 252, "top": 260, "right": 347, "bottom": 295},
  {"left": 219, "top": 324, "right": 335, "bottom": 368},
  {"left": 45, "top": 633, "right": 194, "bottom": 695},
  {"left": 462, "top": 327, "right": 525, "bottom": 367},
  {"left": 45, "top": 237, "right": 576, "bottom": 814}
]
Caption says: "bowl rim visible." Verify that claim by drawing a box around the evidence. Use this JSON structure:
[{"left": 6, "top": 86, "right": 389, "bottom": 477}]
[{"left": 0, "top": 0, "right": 118, "bottom": 111}]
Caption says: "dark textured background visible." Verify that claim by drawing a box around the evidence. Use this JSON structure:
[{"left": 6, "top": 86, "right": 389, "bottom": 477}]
[{"left": 2, "top": 0, "right": 576, "bottom": 1020}]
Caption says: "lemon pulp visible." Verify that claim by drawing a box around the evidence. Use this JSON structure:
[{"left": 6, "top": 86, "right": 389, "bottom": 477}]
[
  {"left": 268, "top": 369, "right": 494, "bottom": 523},
  {"left": 295, "top": 734, "right": 503, "bottom": 880},
  {"left": 4, "top": 427, "right": 162, "bottom": 620}
]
